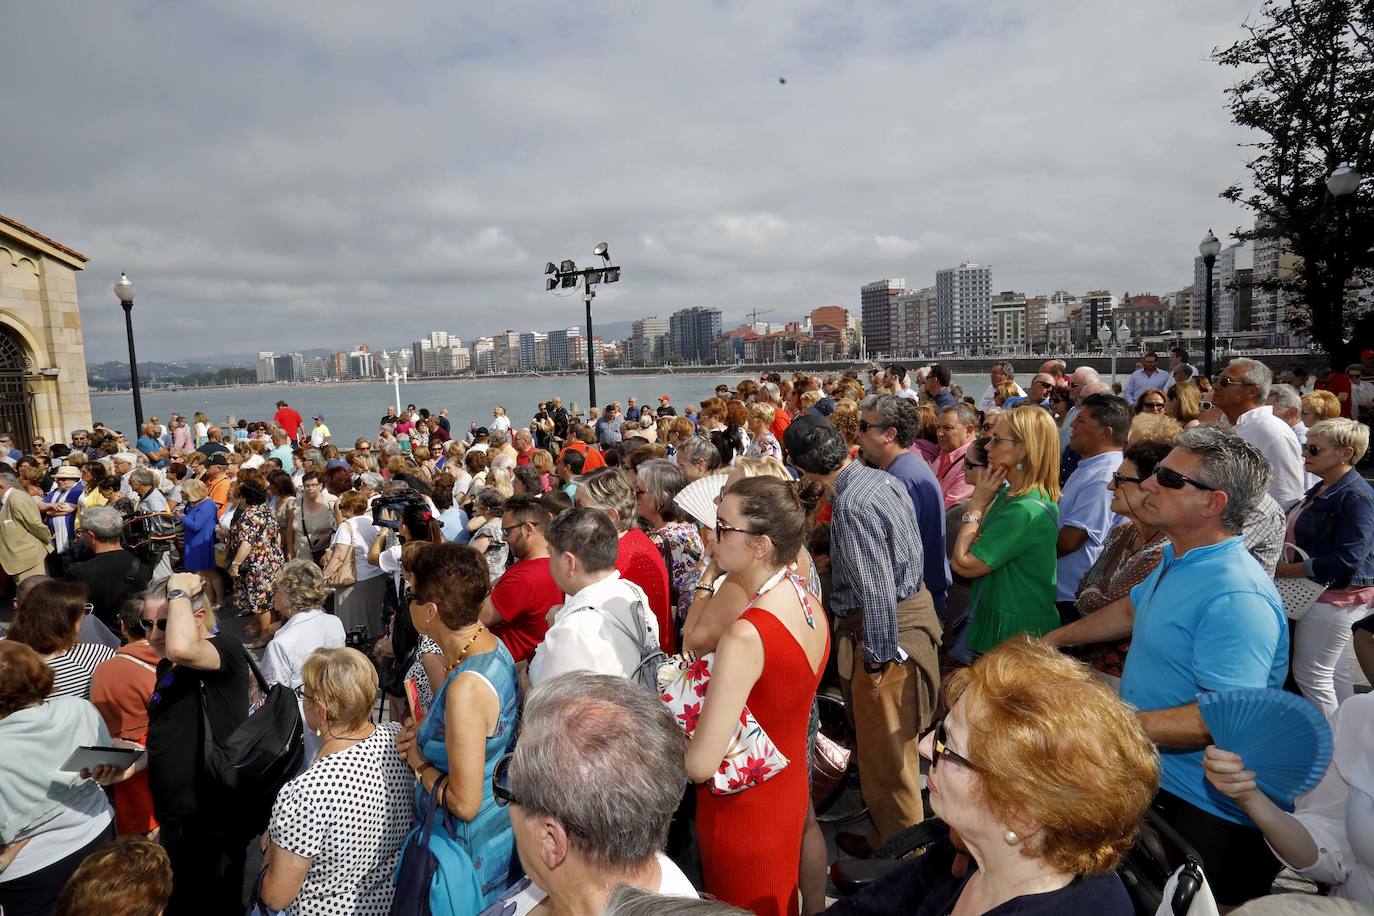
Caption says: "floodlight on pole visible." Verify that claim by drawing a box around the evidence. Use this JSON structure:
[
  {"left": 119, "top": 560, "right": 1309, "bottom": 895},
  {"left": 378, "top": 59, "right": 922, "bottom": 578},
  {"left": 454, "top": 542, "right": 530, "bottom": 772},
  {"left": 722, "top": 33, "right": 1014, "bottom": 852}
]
[
  {"left": 114, "top": 272, "right": 144, "bottom": 431},
  {"left": 1327, "top": 163, "right": 1361, "bottom": 199},
  {"left": 543, "top": 242, "right": 624, "bottom": 408}
]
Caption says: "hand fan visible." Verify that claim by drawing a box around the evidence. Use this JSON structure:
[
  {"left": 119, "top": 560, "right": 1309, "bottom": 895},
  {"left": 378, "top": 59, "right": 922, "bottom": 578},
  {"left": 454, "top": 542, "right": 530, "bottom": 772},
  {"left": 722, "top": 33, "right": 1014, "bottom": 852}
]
[
  {"left": 674, "top": 472, "right": 727, "bottom": 530},
  {"left": 1198, "top": 688, "right": 1332, "bottom": 809}
]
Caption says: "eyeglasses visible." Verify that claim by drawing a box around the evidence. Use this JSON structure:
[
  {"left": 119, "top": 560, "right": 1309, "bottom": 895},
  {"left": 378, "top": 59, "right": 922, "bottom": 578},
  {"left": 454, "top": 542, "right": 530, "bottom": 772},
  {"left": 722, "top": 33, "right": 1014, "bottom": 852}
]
[
  {"left": 927, "top": 719, "right": 979, "bottom": 772},
  {"left": 715, "top": 519, "right": 758, "bottom": 540},
  {"left": 1304, "top": 443, "right": 1336, "bottom": 457},
  {"left": 1211, "top": 375, "right": 1253, "bottom": 389},
  {"left": 1152, "top": 465, "right": 1217, "bottom": 491},
  {"left": 1111, "top": 473, "right": 1145, "bottom": 488},
  {"left": 500, "top": 523, "right": 524, "bottom": 537},
  {"left": 963, "top": 460, "right": 987, "bottom": 472},
  {"left": 293, "top": 684, "right": 313, "bottom": 702},
  {"left": 146, "top": 666, "right": 176, "bottom": 713},
  {"left": 1140, "top": 402, "right": 1166, "bottom": 412},
  {"left": 492, "top": 752, "right": 520, "bottom": 807},
  {"left": 857, "top": 420, "right": 891, "bottom": 434},
  {"left": 988, "top": 435, "right": 1018, "bottom": 446},
  {"left": 139, "top": 618, "right": 169, "bottom": 631}
]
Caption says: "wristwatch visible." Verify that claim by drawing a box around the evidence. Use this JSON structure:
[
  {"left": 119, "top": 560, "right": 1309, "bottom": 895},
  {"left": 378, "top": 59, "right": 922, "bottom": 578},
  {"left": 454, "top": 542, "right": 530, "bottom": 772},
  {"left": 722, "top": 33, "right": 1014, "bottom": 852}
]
[
  {"left": 166, "top": 588, "right": 193, "bottom": 602},
  {"left": 961, "top": 511, "right": 983, "bottom": 525}
]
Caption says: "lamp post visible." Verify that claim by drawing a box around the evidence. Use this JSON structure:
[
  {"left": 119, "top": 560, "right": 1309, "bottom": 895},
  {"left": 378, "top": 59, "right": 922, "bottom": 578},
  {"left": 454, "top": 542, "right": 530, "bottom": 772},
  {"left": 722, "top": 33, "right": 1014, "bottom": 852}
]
[
  {"left": 1327, "top": 163, "right": 1362, "bottom": 354},
  {"left": 114, "top": 272, "right": 144, "bottom": 432},
  {"left": 1097, "top": 319, "right": 1133, "bottom": 386},
  {"left": 545, "top": 242, "right": 621, "bottom": 408},
  {"left": 1199, "top": 230, "right": 1223, "bottom": 378},
  {"left": 384, "top": 366, "right": 405, "bottom": 410}
]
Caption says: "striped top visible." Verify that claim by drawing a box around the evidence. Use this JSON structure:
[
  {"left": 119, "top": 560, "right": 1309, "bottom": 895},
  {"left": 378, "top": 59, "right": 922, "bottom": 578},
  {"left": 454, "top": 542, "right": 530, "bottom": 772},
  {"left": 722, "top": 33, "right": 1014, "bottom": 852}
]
[{"left": 47, "top": 643, "right": 117, "bottom": 700}]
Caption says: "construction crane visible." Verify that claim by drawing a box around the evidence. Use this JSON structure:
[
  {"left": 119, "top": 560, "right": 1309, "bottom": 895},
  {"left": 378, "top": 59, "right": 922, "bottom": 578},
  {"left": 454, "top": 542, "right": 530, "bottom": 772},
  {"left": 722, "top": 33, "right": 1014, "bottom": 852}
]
[{"left": 746, "top": 308, "right": 773, "bottom": 328}]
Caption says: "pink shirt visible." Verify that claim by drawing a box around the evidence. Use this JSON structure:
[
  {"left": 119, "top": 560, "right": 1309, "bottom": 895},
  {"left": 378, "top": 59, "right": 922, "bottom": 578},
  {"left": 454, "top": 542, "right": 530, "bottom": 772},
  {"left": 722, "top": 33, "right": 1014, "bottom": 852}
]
[{"left": 933, "top": 443, "right": 974, "bottom": 510}]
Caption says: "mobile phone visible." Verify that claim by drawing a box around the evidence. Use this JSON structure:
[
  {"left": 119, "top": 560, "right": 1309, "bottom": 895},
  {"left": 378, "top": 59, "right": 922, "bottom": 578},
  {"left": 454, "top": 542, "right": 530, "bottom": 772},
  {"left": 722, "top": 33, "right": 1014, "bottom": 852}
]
[{"left": 404, "top": 677, "right": 425, "bottom": 722}]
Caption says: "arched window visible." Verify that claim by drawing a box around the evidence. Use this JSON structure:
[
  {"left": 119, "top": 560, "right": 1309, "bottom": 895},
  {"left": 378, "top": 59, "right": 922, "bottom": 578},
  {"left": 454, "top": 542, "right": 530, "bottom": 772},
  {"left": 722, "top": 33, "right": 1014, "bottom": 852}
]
[{"left": 0, "top": 325, "right": 34, "bottom": 451}]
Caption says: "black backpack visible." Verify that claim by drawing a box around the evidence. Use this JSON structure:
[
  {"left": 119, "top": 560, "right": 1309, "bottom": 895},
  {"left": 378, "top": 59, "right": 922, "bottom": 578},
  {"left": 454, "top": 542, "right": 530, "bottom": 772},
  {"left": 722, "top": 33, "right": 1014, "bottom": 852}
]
[{"left": 199, "top": 650, "right": 304, "bottom": 833}]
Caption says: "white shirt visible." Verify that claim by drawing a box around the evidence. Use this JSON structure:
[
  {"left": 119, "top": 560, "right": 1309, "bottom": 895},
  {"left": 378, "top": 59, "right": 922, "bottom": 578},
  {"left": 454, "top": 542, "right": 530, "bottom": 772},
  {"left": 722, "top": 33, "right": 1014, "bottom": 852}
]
[
  {"left": 527, "top": 571, "right": 657, "bottom": 688},
  {"left": 1276, "top": 693, "right": 1374, "bottom": 908},
  {"left": 1123, "top": 367, "right": 1170, "bottom": 406},
  {"left": 490, "top": 414, "right": 511, "bottom": 432},
  {"left": 478, "top": 853, "right": 697, "bottom": 915},
  {"left": 893, "top": 388, "right": 919, "bottom": 401},
  {"left": 261, "top": 609, "right": 347, "bottom": 689},
  {"left": 1352, "top": 380, "right": 1374, "bottom": 410},
  {"left": 1059, "top": 405, "right": 1080, "bottom": 451},
  {"left": 332, "top": 516, "right": 383, "bottom": 580},
  {"left": 1232, "top": 405, "right": 1305, "bottom": 510},
  {"left": 978, "top": 381, "right": 1025, "bottom": 410}
]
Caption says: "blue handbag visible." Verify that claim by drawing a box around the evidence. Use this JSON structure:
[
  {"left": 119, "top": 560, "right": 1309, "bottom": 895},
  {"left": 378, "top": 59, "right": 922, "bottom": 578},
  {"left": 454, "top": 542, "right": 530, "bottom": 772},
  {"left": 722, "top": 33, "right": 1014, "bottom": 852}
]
[{"left": 389, "top": 776, "right": 447, "bottom": 916}]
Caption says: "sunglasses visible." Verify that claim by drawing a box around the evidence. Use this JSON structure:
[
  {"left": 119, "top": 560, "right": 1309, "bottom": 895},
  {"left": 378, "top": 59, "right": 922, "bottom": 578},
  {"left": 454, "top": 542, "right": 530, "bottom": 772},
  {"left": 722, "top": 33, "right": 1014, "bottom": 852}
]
[
  {"left": 1210, "top": 375, "right": 1253, "bottom": 389},
  {"left": 1153, "top": 465, "right": 1217, "bottom": 491},
  {"left": 715, "top": 519, "right": 758, "bottom": 540},
  {"left": 500, "top": 523, "right": 524, "bottom": 537},
  {"left": 1140, "top": 402, "right": 1166, "bottom": 412},
  {"left": 139, "top": 618, "right": 169, "bottom": 631},
  {"left": 1111, "top": 473, "right": 1145, "bottom": 488},
  {"left": 927, "top": 719, "right": 979, "bottom": 772},
  {"left": 857, "top": 420, "right": 891, "bottom": 434}
]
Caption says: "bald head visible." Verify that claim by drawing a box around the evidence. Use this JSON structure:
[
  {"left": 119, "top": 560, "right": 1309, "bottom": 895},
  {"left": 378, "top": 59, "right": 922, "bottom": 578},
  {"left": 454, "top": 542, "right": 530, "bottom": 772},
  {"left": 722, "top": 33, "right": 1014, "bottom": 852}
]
[{"left": 1069, "top": 367, "right": 1103, "bottom": 405}]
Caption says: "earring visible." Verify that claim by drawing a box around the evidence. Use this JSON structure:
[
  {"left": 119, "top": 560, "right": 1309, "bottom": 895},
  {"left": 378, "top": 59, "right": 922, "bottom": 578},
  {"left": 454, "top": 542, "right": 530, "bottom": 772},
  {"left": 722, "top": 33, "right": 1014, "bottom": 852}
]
[
  {"left": 1014, "top": 461, "right": 1024, "bottom": 471},
  {"left": 1004, "top": 830, "right": 1019, "bottom": 845}
]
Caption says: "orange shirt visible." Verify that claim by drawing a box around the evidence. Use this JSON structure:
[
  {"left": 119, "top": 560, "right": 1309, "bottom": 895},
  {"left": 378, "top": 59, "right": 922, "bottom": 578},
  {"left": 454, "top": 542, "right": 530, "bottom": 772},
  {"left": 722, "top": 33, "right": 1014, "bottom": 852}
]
[{"left": 208, "top": 475, "right": 231, "bottom": 517}]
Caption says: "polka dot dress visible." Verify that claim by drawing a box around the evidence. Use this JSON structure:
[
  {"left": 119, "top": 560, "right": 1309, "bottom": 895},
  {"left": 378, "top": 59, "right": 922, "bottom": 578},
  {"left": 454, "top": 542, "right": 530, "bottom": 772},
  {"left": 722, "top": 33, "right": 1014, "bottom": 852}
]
[{"left": 268, "top": 721, "right": 417, "bottom": 915}]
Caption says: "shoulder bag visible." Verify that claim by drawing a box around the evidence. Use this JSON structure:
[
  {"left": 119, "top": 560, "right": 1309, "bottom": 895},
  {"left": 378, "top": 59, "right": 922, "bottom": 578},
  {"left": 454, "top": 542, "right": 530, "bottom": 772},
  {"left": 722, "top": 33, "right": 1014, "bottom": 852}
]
[
  {"left": 565, "top": 595, "right": 669, "bottom": 694},
  {"left": 389, "top": 776, "right": 448, "bottom": 916},
  {"left": 199, "top": 648, "right": 305, "bottom": 834},
  {"left": 1275, "top": 543, "right": 1327, "bottom": 621},
  {"left": 325, "top": 521, "right": 357, "bottom": 590}
]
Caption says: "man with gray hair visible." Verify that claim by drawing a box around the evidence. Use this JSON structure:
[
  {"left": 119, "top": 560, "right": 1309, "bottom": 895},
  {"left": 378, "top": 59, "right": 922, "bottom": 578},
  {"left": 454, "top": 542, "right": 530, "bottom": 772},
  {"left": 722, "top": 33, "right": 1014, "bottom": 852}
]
[
  {"left": 1059, "top": 367, "right": 1102, "bottom": 450},
  {"left": 68, "top": 505, "right": 153, "bottom": 630},
  {"left": 480, "top": 672, "right": 697, "bottom": 914},
  {"left": 1044, "top": 427, "right": 1287, "bottom": 906},
  {"left": 1212, "top": 357, "right": 1304, "bottom": 509},
  {"left": 977, "top": 360, "right": 1025, "bottom": 409}
]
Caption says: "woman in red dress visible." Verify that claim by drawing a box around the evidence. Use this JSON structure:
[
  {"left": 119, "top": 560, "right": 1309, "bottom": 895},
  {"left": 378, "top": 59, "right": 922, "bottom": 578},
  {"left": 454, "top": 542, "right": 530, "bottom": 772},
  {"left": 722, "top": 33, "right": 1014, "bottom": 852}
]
[{"left": 686, "top": 476, "right": 829, "bottom": 916}]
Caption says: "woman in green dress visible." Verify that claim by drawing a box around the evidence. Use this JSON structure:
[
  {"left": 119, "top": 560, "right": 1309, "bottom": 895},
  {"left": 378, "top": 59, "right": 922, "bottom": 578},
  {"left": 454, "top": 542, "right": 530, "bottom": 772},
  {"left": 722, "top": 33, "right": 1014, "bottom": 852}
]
[{"left": 950, "top": 404, "right": 1061, "bottom": 655}]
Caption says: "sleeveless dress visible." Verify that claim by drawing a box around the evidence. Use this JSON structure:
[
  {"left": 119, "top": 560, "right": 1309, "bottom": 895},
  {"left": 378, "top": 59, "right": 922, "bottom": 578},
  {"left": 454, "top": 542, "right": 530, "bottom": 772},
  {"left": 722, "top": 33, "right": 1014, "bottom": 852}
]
[
  {"left": 695, "top": 591, "right": 829, "bottom": 916},
  {"left": 407, "top": 640, "right": 521, "bottom": 911}
]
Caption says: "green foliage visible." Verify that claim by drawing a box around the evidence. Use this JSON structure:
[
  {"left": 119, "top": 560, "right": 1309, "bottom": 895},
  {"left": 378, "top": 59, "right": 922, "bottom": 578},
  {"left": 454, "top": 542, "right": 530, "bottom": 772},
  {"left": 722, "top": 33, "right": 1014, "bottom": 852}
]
[{"left": 1214, "top": 0, "right": 1374, "bottom": 361}]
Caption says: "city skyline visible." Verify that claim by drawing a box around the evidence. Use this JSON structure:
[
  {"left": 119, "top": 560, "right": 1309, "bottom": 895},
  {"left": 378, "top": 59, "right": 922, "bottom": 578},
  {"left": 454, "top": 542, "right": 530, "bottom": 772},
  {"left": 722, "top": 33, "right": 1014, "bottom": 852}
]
[{"left": 5, "top": 1, "right": 1266, "bottom": 362}]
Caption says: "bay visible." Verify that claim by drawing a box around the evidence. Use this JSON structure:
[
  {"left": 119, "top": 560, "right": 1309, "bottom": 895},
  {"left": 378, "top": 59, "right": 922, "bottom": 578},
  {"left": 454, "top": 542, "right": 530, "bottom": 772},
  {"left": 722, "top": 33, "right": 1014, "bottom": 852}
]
[{"left": 88, "top": 371, "right": 995, "bottom": 445}]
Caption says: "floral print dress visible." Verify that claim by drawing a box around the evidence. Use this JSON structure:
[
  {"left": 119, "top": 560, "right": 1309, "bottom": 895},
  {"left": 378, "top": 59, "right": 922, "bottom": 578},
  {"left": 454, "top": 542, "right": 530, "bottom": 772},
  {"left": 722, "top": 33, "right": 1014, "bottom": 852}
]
[
  {"left": 651, "top": 522, "right": 705, "bottom": 634},
  {"left": 229, "top": 503, "right": 285, "bottom": 616}
]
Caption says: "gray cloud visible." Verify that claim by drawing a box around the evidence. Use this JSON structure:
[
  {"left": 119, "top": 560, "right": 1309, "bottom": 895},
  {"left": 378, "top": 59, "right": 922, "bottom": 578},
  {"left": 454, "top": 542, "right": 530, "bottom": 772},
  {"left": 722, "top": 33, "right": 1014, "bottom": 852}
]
[{"left": 1, "top": 0, "right": 1258, "bottom": 361}]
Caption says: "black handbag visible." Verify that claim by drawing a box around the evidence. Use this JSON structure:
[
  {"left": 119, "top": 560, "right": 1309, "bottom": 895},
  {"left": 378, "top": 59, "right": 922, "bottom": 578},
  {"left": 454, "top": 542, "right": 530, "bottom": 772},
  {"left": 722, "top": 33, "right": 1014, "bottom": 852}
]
[
  {"left": 389, "top": 776, "right": 448, "bottom": 916},
  {"left": 199, "top": 650, "right": 305, "bottom": 834}
]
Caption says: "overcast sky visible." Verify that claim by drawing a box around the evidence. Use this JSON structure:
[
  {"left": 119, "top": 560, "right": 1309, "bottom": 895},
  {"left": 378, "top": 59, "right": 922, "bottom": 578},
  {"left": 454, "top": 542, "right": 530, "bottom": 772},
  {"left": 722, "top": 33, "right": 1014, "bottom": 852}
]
[{"left": 2, "top": 0, "right": 1261, "bottom": 362}]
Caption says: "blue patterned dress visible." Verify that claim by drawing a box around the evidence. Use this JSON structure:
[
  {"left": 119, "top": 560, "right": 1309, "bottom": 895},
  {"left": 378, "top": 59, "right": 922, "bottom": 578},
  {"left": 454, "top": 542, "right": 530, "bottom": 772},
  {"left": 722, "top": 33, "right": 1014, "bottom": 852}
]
[{"left": 407, "top": 639, "right": 521, "bottom": 911}]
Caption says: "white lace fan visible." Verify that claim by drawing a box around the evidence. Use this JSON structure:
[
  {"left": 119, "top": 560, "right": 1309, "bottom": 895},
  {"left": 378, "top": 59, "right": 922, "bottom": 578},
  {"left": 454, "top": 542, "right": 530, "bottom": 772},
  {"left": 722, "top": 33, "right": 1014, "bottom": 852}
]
[{"left": 674, "top": 472, "right": 728, "bottom": 529}]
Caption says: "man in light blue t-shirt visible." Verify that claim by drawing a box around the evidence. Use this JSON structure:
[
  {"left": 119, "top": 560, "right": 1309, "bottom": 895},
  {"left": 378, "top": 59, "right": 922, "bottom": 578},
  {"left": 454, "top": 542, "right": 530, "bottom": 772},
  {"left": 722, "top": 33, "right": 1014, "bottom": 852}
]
[
  {"left": 1055, "top": 393, "right": 1127, "bottom": 616},
  {"left": 1043, "top": 426, "right": 1287, "bottom": 908}
]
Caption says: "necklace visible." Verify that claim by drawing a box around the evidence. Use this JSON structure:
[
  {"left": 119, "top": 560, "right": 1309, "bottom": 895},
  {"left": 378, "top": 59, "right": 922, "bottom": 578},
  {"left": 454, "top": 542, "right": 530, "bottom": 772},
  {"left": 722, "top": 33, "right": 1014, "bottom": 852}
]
[{"left": 443, "top": 624, "right": 486, "bottom": 674}]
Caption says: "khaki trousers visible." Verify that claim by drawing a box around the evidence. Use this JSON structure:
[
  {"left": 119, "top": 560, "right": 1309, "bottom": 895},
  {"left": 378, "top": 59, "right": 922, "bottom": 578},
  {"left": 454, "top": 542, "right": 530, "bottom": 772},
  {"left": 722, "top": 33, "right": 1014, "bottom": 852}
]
[
  {"left": 837, "top": 587, "right": 942, "bottom": 843},
  {"left": 13, "top": 558, "right": 48, "bottom": 584}
]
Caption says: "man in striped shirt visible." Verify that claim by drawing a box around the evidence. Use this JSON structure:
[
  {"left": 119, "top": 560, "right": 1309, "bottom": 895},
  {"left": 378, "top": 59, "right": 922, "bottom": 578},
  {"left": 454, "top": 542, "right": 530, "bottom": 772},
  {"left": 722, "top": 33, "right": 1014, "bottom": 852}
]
[{"left": 783, "top": 415, "right": 942, "bottom": 857}]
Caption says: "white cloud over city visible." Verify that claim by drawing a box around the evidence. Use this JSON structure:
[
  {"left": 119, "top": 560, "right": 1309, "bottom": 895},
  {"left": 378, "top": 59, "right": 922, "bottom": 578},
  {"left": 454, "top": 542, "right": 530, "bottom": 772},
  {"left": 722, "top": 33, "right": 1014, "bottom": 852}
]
[{"left": 1, "top": 0, "right": 1261, "bottom": 361}]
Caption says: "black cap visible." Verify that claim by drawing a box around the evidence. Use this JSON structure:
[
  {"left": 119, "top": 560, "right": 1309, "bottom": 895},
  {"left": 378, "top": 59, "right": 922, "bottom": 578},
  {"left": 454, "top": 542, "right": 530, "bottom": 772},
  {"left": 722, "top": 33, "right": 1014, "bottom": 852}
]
[
  {"left": 206, "top": 453, "right": 230, "bottom": 467},
  {"left": 782, "top": 414, "right": 846, "bottom": 474}
]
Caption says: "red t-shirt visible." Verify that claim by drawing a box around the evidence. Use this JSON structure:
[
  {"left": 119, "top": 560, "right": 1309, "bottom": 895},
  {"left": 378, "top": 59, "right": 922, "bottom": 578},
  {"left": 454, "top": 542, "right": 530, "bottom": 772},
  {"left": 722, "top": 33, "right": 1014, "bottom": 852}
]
[
  {"left": 273, "top": 407, "right": 303, "bottom": 441},
  {"left": 616, "top": 529, "right": 673, "bottom": 654},
  {"left": 489, "top": 556, "right": 561, "bottom": 663},
  {"left": 1317, "top": 374, "right": 1355, "bottom": 419},
  {"left": 516, "top": 448, "right": 534, "bottom": 468},
  {"left": 557, "top": 440, "right": 606, "bottom": 471},
  {"left": 770, "top": 407, "right": 794, "bottom": 442}
]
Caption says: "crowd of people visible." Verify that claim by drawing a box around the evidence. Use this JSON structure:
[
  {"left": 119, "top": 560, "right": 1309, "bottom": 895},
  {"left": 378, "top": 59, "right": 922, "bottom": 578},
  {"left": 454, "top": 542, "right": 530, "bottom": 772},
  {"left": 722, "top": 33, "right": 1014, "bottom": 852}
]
[{"left": 1, "top": 348, "right": 1373, "bottom": 916}]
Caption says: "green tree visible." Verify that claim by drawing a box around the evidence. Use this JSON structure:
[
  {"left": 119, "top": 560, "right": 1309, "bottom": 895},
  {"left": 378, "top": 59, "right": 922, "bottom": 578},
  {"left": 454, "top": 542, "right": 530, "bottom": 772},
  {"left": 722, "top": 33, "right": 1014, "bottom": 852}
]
[{"left": 1214, "top": 0, "right": 1374, "bottom": 363}]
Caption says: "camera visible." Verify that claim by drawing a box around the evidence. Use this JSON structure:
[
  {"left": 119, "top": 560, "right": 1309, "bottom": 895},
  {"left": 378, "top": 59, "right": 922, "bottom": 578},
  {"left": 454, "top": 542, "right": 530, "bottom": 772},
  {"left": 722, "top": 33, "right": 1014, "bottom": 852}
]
[{"left": 371, "top": 489, "right": 429, "bottom": 533}]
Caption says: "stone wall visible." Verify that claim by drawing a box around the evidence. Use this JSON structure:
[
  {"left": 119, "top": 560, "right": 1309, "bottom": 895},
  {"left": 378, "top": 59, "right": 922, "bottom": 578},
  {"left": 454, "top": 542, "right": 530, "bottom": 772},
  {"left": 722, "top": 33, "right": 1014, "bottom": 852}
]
[{"left": 0, "top": 224, "right": 93, "bottom": 444}]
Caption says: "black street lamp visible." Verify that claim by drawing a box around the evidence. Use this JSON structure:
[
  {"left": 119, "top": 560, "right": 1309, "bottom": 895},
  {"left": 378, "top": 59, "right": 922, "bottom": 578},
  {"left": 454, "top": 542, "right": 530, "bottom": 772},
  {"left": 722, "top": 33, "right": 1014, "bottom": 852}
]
[
  {"left": 544, "top": 243, "right": 621, "bottom": 408},
  {"left": 114, "top": 272, "right": 144, "bottom": 432},
  {"left": 1199, "top": 230, "right": 1222, "bottom": 378}
]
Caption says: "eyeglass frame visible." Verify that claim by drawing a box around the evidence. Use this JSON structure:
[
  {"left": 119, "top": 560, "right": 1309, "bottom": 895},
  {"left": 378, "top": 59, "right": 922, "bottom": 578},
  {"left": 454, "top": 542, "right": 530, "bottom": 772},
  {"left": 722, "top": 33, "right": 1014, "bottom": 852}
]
[
  {"left": 1210, "top": 374, "right": 1255, "bottom": 389},
  {"left": 491, "top": 752, "right": 593, "bottom": 839},
  {"left": 857, "top": 419, "right": 893, "bottom": 434},
  {"left": 715, "top": 519, "right": 759, "bottom": 541},
  {"left": 1110, "top": 472, "right": 1146, "bottom": 488},
  {"left": 1152, "top": 464, "right": 1218, "bottom": 492},
  {"left": 926, "top": 719, "right": 979, "bottom": 773}
]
